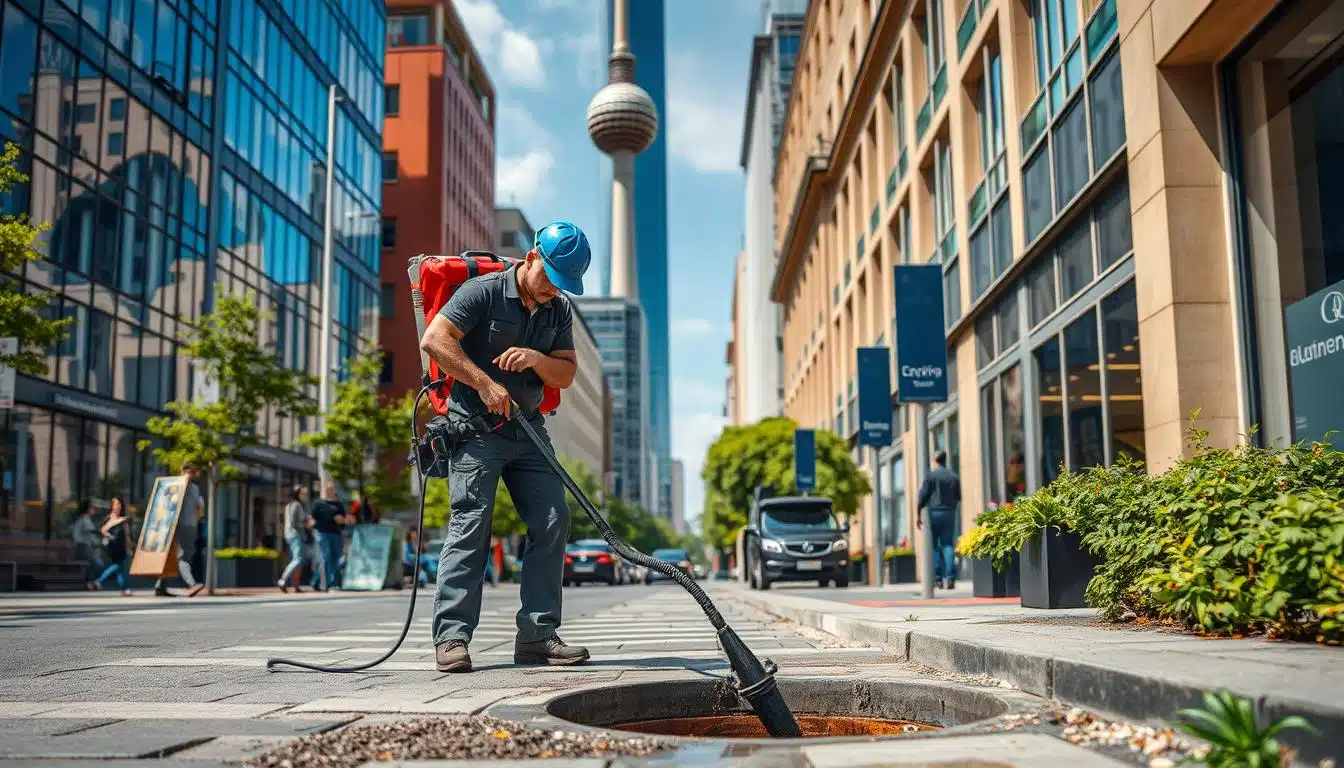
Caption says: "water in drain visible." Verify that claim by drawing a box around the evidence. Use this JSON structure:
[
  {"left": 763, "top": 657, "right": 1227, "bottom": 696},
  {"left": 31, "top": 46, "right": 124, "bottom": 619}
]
[{"left": 612, "top": 714, "right": 941, "bottom": 738}]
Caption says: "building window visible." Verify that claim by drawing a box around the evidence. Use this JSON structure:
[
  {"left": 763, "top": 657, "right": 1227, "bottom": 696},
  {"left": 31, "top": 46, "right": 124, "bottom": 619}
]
[
  {"left": 382, "top": 151, "right": 398, "bottom": 182},
  {"left": 1023, "top": 147, "right": 1052, "bottom": 242},
  {"left": 923, "top": 0, "right": 945, "bottom": 83},
  {"left": 1029, "top": 256, "right": 1058, "bottom": 327},
  {"left": 385, "top": 85, "right": 400, "bottom": 116},
  {"left": 74, "top": 102, "right": 96, "bottom": 124},
  {"left": 1053, "top": 101, "right": 1090, "bottom": 209},
  {"left": 381, "top": 218, "right": 397, "bottom": 249},
  {"left": 1095, "top": 176, "right": 1132, "bottom": 271},
  {"left": 387, "top": 14, "right": 430, "bottom": 47},
  {"left": 109, "top": 98, "right": 126, "bottom": 121},
  {"left": 107, "top": 132, "right": 125, "bottom": 156},
  {"left": 380, "top": 283, "right": 397, "bottom": 319},
  {"left": 1030, "top": 0, "right": 1082, "bottom": 90},
  {"left": 1101, "top": 282, "right": 1143, "bottom": 463},
  {"left": 380, "top": 352, "right": 395, "bottom": 385},
  {"left": 977, "top": 50, "right": 1006, "bottom": 180}
]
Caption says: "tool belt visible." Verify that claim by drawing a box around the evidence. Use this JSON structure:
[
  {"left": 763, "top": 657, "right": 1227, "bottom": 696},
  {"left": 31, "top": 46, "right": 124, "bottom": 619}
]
[{"left": 409, "top": 412, "right": 495, "bottom": 479}]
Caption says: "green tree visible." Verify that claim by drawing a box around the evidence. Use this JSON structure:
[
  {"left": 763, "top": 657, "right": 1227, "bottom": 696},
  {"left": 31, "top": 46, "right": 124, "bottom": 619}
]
[
  {"left": 700, "top": 417, "right": 869, "bottom": 548},
  {"left": 0, "top": 143, "right": 70, "bottom": 375},
  {"left": 139, "top": 289, "right": 317, "bottom": 594},
  {"left": 298, "top": 348, "right": 413, "bottom": 515}
]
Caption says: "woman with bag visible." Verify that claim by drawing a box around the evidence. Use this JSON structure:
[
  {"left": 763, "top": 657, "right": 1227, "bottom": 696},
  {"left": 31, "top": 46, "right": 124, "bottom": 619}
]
[
  {"left": 277, "top": 485, "right": 315, "bottom": 593},
  {"left": 95, "top": 496, "right": 134, "bottom": 596}
]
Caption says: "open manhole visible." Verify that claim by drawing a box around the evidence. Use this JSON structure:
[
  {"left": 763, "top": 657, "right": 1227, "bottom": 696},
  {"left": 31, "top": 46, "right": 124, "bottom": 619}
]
[{"left": 532, "top": 677, "right": 1037, "bottom": 743}]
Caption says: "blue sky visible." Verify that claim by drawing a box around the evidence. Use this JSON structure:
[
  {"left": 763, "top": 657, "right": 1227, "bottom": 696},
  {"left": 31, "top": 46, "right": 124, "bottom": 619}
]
[{"left": 455, "top": 0, "right": 761, "bottom": 529}]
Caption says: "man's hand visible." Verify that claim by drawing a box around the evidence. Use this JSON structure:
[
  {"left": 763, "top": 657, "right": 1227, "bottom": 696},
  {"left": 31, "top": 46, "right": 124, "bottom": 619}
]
[
  {"left": 480, "top": 380, "right": 512, "bottom": 417},
  {"left": 916, "top": 514, "right": 923, "bottom": 530},
  {"left": 494, "top": 347, "right": 540, "bottom": 372}
]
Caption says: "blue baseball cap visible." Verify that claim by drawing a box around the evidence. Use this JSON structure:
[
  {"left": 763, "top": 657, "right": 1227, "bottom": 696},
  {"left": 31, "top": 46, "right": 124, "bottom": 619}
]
[{"left": 534, "top": 220, "right": 591, "bottom": 295}]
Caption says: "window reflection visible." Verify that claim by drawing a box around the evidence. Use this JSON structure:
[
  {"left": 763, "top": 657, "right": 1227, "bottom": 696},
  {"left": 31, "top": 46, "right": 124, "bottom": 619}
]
[
  {"left": 1064, "top": 310, "right": 1104, "bottom": 469},
  {"left": 1000, "top": 366, "right": 1025, "bottom": 500},
  {"left": 1035, "top": 337, "right": 1065, "bottom": 483},
  {"left": 1102, "top": 283, "right": 1144, "bottom": 464}
]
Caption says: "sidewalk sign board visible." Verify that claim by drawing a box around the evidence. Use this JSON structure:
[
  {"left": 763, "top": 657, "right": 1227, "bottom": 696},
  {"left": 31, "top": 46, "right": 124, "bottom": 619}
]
[
  {"left": 0, "top": 337, "right": 16, "bottom": 409},
  {"left": 856, "top": 347, "right": 893, "bottom": 447},
  {"left": 130, "top": 475, "right": 199, "bottom": 578},
  {"left": 1285, "top": 278, "right": 1344, "bottom": 444},
  {"left": 893, "top": 265, "right": 950, "bottom": 403},
  {"left": 343, "top": 524, "right": 403, "bottom": 590},
  {"left": 794, "top": 429, "right": 816, "bottom": 491}
]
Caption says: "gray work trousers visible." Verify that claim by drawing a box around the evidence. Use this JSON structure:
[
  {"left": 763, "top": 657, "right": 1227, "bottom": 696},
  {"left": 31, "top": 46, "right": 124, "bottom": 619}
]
[{"left": 432, "top": 421, "right": 570, "bottom": 647}]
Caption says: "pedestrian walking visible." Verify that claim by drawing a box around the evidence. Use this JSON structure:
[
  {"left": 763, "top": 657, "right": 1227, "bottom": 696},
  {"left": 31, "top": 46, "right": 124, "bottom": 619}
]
[
  {"left": 418, "top": 221, "right": 593, "bottom": 673},
  {"left": 277, "top": 485, "right": 314, "bottom": 593},
  {"left": 307, "top": 484, "right": 348, "bottom": 592},
  {"left": 72, "top": 500, "right": 104, "bottom": 590},
  {"left": 154, "top": 463, "right": 205, "bottom": 598},
  {"left": 95, "top": 496, "right": 134, "bottom": 596},
  {"left": 916, "top": 451, "right": 962, "bottom": 590}
]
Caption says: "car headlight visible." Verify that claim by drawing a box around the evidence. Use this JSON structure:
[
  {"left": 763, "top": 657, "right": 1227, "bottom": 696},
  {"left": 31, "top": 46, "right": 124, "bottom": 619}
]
[
  {"left": 761, "top": 538, "right": 783, "bottom": 553},
  {"left": 832, "top": 538, "right": 848, "bottom": 552}
]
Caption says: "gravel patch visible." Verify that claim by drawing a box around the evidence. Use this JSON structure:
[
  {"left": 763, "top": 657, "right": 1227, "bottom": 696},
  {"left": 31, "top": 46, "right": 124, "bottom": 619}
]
[{"left": 246, "top": 716, "right": 669, "bottom": 767}]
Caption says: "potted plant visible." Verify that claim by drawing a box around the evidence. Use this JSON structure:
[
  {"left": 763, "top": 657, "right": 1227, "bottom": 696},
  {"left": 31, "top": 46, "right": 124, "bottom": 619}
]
[
  {"left": 848, "top": 551, "right": 868, "bottom": 584},
  {"left": 884, "top": 542, "right": 917, "bottom": 583},
  {"left": 214, "top": 548, "right": 280, "bottom": 588},
  {"left": 958, "top": 492, "right": 1100, "bottom": 609},
  {"left": 957, "top": 520, "right": 1020, "bottom": 598}
]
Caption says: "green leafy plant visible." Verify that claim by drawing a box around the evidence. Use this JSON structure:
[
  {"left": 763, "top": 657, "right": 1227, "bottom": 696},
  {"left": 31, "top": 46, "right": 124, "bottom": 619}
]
[
  {"left": 0, "top": 142, "right": 72, "bottom": 376},
  {"left": 213, "top": 548, "right": 280, "bottom": 560},
  {"left": 139, "top": 289, "right": 317, "bottom": 594},
  {"left": 701, "top": 417, "right": 869, "bottom": 549},
  {"left": 298, "top": 347, "right": 413, "bottom": 515},
  {"left": 1176, "top": 690, "right": 1314, "bottom": 768}
]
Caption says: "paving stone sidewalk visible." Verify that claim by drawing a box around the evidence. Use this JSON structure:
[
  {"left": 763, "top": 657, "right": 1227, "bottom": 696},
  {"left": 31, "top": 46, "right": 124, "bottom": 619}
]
[{"left": 724, "top": 582, "right": 1344, "bottom": 764}]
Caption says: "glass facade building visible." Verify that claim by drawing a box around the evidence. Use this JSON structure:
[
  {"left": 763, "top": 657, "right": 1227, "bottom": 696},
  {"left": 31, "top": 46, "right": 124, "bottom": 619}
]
[
  {"left": 0, "top": 0, "right": 383, "bottom": 555},
  {"left": 573, "top": 296, "right": 648, "bottom": 512}
]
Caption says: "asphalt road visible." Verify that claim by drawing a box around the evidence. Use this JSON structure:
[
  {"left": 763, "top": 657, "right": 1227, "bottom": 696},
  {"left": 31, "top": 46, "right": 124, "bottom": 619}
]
[{"left": 0, "top": 583, "right": 649, "bottom": 678}]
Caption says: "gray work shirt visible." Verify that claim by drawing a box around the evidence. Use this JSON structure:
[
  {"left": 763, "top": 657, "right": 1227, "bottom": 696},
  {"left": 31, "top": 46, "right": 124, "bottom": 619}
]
[{"left": 437, "top": 266, "right": 574, "bottom": 419}]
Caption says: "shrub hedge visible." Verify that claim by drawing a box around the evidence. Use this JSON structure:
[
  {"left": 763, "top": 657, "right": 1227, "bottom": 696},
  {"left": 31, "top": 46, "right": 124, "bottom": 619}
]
[{"left": 961, "top": 417, "right": 1344, "bottom": 643}]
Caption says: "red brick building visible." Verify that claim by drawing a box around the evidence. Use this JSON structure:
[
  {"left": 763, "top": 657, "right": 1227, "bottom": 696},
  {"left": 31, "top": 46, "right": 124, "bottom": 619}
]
[{"left": 380, "top": 0, "right": 496, "bottom": 402}]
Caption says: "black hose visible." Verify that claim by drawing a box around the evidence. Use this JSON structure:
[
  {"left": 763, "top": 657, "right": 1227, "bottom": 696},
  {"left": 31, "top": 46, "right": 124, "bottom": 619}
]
[{"left": 265, "top": 384, "right": 437, "bottom": 674}]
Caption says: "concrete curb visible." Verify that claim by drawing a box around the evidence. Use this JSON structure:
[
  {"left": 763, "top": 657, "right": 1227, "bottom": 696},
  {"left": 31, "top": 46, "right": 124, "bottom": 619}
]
[{"left": 727, "top": 588, "right": 1343, "bottom": 764}]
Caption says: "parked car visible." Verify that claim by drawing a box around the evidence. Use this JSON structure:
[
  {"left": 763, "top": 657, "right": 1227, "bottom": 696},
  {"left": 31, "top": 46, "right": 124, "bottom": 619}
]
[
  {"left": 644, "top": 548, "right": 695, "bottom": 584},
  {"left": 743, "top": 492, "right": 849, "bottom": 590},
  {"left": 564, "top": 539, "right": 619, "bottom": 586}
]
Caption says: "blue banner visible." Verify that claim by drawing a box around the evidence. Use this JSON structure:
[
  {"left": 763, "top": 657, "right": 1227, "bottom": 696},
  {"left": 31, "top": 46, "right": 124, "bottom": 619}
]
[
  {"left": 794, "top": 429, "right": 816, "bottom": 491},
  {"left": 857, "top": 347, "right": 893, "bottom": 447},
  {"left": 894, "top": 264, "right": 950, "bottom": 402}
]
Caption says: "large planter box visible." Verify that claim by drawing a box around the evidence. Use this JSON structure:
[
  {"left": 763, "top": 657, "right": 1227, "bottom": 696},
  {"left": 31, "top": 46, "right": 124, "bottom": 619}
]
[
  {"left": 886, "top": 554, "right": 917, "bottom": 584},
  {"left": 1020, "top": 528, "right": 1100, "bottom": 609},
  {"left": 970, "top": 554, "right": 1020, "bottom": 598},
  {"left": 848, "top": 559, "right": 869, "bottom": 584},
  {"left": 215, "top": 558, "right": 278, "bottom": 589}
]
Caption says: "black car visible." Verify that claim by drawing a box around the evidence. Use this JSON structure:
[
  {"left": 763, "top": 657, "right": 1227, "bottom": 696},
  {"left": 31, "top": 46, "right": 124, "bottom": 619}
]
[
  {"left": 564, "top": 539, "right": 618, "bottom": 586},
  {"left": 643, "top": 548, "right": 694, "bottom": 584},
  {"left": 744, "top": 496, "right": 849, "bottom": 589}
]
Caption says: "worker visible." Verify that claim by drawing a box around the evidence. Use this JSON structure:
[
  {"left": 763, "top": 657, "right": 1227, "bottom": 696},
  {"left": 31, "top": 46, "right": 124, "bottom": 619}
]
[
  {"left": 418, "top": 221, "right": 592, "bottom": 673},
  {"left": 916, "top": 450, "right": 963, "bottom": 590}
]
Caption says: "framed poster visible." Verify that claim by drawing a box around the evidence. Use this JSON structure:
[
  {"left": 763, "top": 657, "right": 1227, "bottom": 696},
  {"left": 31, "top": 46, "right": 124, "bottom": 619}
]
[{"left": 130, "top": 475, "right": 197, "bottom": 577}]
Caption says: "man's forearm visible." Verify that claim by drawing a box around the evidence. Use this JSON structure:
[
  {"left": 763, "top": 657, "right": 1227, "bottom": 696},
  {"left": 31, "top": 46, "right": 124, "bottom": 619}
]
[
  {"left": 424, "top": 332, "right": 494, "bottom": 392},
  {"left": 531, "top": 354, "right": 576, "bottom": 388}
]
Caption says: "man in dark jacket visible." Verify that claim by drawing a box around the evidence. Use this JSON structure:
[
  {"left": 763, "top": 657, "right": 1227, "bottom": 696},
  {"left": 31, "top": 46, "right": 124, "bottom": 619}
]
[{"left": 916, "top": 451, "right": 962, "bottom": 590}]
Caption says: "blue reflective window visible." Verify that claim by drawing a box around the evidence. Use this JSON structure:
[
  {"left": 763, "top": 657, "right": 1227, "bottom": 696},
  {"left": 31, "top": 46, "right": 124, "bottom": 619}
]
[{"left": 132, "top": 0, "right": 153, "bottom": 69}]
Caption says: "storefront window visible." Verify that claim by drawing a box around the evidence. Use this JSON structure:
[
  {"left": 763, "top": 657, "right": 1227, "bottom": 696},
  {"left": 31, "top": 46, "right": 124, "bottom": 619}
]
[
  {"left": 1230, "top": 1, "right": 1344, "bottom": 448},
  {"left": 888, "top": 455, "right": 906, "bottom": 548},
  {"left": 1102, "top": 282, "right": 1144, "bottom": 462},
  {"left": 1035, "top": 337, "right": 1066, "bottom": 483},
  {"left": 1000, "top": 366, "right": 1026, "bottom": 499},
  {"left": 980, "top": 383, "right": 1000, "bottom": 503},
  {"left": 1065, "top": 311, "right": 1105, "bottom": 469}
]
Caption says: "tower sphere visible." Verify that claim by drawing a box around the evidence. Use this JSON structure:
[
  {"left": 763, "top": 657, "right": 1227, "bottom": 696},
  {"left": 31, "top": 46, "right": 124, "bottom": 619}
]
[{"left": 586, "top": 81, "right": 658, "bottom": 156}]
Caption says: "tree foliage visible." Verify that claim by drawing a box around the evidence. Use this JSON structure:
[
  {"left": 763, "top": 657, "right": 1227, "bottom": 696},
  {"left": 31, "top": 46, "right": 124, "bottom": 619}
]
[
  {"left": 700, "top": 417, "right": 870, "bottom": 548},
  {"left": 0, "top": 143, "right": 70, "bottom": 375},
  {"left": 139, "top": 289, "right": 318, "bottom": 479},
  {"left": 298, "top": 347, "right": 412, "bottom": 514}
]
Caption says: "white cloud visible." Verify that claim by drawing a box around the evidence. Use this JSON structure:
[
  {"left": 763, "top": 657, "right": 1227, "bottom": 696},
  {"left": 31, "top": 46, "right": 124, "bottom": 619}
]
[
  {"left": 456, "top": 0, "right": 546, "bottom": 89},
  {"left": 667, "top": 54, "right": 744, "bottom": 174},
  {"left": 497, "top": 149, "right": 556, "bottom": 211},
  {"left": 671, "top": 317, "right": 715, "bottom": 338},
  {"left": 673, "top": 410, "right": 729, "bottom": 527}
]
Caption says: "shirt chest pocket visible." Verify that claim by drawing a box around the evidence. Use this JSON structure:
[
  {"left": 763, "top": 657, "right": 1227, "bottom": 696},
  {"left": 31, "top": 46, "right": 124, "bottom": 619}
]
[{"left": 487, "top": 319, "right": 520, "bottom": 349}]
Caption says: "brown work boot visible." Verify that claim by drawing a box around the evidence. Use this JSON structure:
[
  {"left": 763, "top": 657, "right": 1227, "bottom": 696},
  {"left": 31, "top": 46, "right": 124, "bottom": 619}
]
[
  {"left": 513, "top": 635, "right": 590, "bottom": 666},
  {"left": 435, "top": 640, "right": 472, "bottom": 673}
]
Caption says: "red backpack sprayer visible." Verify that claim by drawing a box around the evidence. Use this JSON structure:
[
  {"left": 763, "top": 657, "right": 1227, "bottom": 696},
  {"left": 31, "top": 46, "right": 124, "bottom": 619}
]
[{"left": 267, "top": 251, "right": 802, "bottom": 738}]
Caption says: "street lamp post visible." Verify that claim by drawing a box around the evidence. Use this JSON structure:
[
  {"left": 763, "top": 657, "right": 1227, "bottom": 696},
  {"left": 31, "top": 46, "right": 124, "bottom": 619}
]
[{"left": 318, "top": 83, "right": 338, "bottom": 492}]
